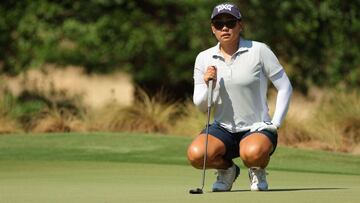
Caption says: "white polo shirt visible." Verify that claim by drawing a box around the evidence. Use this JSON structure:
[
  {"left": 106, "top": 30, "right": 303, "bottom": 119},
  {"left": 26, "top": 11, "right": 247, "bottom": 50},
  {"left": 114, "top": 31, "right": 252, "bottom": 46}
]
[{"left": 193, "top": 39, "right": 284, "bottom": 132}]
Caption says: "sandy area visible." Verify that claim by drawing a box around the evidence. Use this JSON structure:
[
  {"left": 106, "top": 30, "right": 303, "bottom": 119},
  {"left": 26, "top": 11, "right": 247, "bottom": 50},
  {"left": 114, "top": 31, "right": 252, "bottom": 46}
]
[{"left": 2, "top": 65, "right": 134, "bottom": 108}]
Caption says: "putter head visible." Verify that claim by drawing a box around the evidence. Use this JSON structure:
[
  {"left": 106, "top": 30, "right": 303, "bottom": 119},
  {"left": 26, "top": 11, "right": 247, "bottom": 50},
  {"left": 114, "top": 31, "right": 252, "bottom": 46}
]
[{"left": 189, "top": 188, "right": 203, "bottom": 194}]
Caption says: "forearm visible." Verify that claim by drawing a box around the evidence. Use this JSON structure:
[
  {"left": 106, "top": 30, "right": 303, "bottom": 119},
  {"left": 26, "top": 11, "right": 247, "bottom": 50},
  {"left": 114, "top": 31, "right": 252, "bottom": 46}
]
[
  {"left": 193, "top": 83, "right": 219, "bottom": 112},
  {"left": 270, "top": 70, "right": 293, "bottom": 127},
  {"left": 193, "top": 83, "right": 208, "bottom": 112}
]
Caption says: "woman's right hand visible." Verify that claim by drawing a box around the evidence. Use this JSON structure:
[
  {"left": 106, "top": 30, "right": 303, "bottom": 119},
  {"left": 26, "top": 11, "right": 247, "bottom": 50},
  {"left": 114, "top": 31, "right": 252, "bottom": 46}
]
[{"left": 204, "top": 66, "right": 217, "bottom": 87}]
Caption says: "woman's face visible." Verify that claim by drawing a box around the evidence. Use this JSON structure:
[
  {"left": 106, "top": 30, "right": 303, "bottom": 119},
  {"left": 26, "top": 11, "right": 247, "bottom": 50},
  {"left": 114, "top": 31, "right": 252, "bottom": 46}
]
[{"left": 211, "top": 14, "right": 242, "bottom": 44}]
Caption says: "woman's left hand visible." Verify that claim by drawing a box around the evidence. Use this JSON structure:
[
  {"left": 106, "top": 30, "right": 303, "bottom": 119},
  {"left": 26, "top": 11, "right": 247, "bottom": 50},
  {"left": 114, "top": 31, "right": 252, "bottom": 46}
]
[{"left": 250, "top": 122, "right": 278, "bottom": 133}]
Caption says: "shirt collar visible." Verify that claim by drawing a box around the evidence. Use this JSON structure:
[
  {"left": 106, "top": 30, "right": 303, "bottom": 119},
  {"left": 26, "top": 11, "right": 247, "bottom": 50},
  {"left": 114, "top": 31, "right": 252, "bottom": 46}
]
[
  {"left": 238, "top": 38, "right": 250, "bottom": 52},
  {"left": 212, "top": 38, "right": 249, "bottom": 57}
]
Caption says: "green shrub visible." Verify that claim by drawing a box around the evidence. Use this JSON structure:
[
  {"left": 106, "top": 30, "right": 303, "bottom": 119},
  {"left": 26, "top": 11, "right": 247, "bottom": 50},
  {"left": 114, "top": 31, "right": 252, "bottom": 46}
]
[{"left": 2, "top": 0, "right": 358, "bottom": 95}]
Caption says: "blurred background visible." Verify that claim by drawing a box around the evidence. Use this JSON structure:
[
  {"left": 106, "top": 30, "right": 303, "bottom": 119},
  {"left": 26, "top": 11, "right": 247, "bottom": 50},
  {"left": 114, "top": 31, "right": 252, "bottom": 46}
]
[{"left": 0, "top": 0, "right": 359, "bottom": 153}]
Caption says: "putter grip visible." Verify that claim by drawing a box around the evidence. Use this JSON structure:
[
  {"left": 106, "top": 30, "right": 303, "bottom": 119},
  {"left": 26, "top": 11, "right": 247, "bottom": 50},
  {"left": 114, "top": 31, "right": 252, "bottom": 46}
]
[{"left": 207, "top": 80, "right": 213, "bottom": 108}]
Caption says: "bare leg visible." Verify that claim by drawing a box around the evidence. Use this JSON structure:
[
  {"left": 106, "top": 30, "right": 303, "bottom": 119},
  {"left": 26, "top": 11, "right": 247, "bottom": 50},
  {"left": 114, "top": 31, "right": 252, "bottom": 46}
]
[
  {"left": 187, "top": 134, "right": 232, "bottom": 169},
  {"left": 239, "top": 132, "right": 273, "bottom": 168}
]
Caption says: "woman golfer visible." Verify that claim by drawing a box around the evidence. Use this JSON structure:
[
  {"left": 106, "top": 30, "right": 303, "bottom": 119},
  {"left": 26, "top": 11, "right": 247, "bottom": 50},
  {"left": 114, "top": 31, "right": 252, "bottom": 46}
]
[{"left": 187, "top": 3, "right": 292, "bottom": 191}]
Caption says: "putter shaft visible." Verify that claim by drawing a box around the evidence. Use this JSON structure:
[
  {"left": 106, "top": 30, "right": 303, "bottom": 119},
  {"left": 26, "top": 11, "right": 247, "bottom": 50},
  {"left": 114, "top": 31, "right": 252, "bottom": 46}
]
[{"left": 200, "top": 80, "right": 213, "bottom": 191}]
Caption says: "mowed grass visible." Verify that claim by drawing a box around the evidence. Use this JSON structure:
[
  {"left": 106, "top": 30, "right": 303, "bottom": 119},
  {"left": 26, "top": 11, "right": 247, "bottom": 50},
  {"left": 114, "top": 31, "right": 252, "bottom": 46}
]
[
  {"left": 0, "top": 132, "right": 359, "bottom": 174},
  {"left": 0, "top": 132, "right": 359, "bottom": 203},
  {"left": 1, "top": 161, "right": 359, "bottom": 203}
]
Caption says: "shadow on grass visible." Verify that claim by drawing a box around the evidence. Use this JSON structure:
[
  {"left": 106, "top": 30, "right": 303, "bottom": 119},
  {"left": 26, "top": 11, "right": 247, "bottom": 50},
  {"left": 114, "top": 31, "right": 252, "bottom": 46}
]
[
  {"left": 267, "top": 188, "right": 347, "bottom": 192},
  {"left": 213, "top": 188, "right": 347, "bottom": 193}
]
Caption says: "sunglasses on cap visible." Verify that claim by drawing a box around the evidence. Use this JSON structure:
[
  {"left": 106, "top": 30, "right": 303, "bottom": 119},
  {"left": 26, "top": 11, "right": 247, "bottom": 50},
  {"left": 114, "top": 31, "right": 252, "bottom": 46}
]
[{"left": 212, "top": 19, "right": 238, "bottom": 30}]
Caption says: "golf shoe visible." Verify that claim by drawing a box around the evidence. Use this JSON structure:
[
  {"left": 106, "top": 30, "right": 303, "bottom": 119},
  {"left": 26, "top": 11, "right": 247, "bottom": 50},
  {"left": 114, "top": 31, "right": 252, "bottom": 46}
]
[
  {"left": 212, "top": 164, "right": 240, "bottom": 192},
  {"left": 248, "top": 167, "right": 268, "bottom": 191}
]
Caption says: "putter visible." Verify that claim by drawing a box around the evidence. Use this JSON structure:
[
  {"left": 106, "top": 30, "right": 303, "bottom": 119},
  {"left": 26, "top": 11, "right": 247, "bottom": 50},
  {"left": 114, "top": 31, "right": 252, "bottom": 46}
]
[{"left": 189, "top": 80, "right": 214, "bottom": 194}]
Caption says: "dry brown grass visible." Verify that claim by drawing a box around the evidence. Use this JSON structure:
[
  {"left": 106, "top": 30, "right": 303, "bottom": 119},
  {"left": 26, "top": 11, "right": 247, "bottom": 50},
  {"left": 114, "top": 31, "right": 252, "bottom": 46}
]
[
  {"left": 0, "top": 88, "right": 20, "bottom": 133},
  {"left": 276, "top": 91, "right": 318, "bottom": 146},
  {"left": 27, "top": 105, "right": 87, "bottom": 133},
  {"left": 91, "top": 88, "right": 180, "bottom": 133},
  {"left": 172, "top": 100, "right": 207, "bottom": 136},
  {"left": 94, "top": 87, "right": 358, "bottom": 154},
  {"left": 1, "top": 71, "right": 89, "bottom": 133},
  {"left": 0, "top": 118, "right": 20, "bottom": 134},
  {"left": 2, "top": 67, "right": 360, "bottom": 154},
  {"left": 276, "top": 89, "right": 360, "bottom": 153},
  {"left": 309, "top": 90, "right": 360, "bottom": 152},
  {"left": 17, "top": 84, "right": 88, "bottom": 133}
]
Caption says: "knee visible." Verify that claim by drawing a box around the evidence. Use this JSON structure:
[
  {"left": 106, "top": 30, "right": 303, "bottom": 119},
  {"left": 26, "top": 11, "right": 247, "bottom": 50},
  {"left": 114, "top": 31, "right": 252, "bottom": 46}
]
[
  {"left": 187, "top": 145, "right": 205, "bottom": 169},
  {"left": 240, "top": 145, "right": 268, "bottom": 163}
]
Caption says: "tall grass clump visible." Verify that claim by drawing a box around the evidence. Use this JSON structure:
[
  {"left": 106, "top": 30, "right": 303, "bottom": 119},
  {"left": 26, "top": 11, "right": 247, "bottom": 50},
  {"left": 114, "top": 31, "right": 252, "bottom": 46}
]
[
  {"left": 278, "top": 89, "right": 360, "bottom": 153},
  {"left": 14, "top": 77, "right": 87, "bottom": 132},
  {"left": 96, "top": 88, "right": 180, "bottom": 133},
  {"left": 0, "top": 91, "right": 20, "bottom": 133},
  {"left": 27, "top": 103, "right": 87, "bottom": 133},
  {"left": 172, "top": 100, "right": 207, "bottom": 136},
  {"left": 310, "top": 90, "right": 360, "bottom": 152},
  {"left": 277, "top": 92, "right": 322, "bottom": 148}
]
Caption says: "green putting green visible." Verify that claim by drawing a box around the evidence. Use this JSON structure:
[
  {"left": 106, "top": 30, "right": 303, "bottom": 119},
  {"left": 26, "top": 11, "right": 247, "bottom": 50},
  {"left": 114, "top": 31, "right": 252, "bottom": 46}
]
[
  {"left": 0, "top": 132, "right": 359, "bottom": 202},
  {"left": 0, "top": 161, "right": 359, "bottom": 203}
]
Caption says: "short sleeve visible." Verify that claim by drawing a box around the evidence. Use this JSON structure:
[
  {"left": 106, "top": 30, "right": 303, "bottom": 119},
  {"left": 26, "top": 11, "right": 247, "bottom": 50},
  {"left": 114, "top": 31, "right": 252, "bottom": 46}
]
[{"left": 260, "top": 44, "right": 283, "bottom": 78}]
